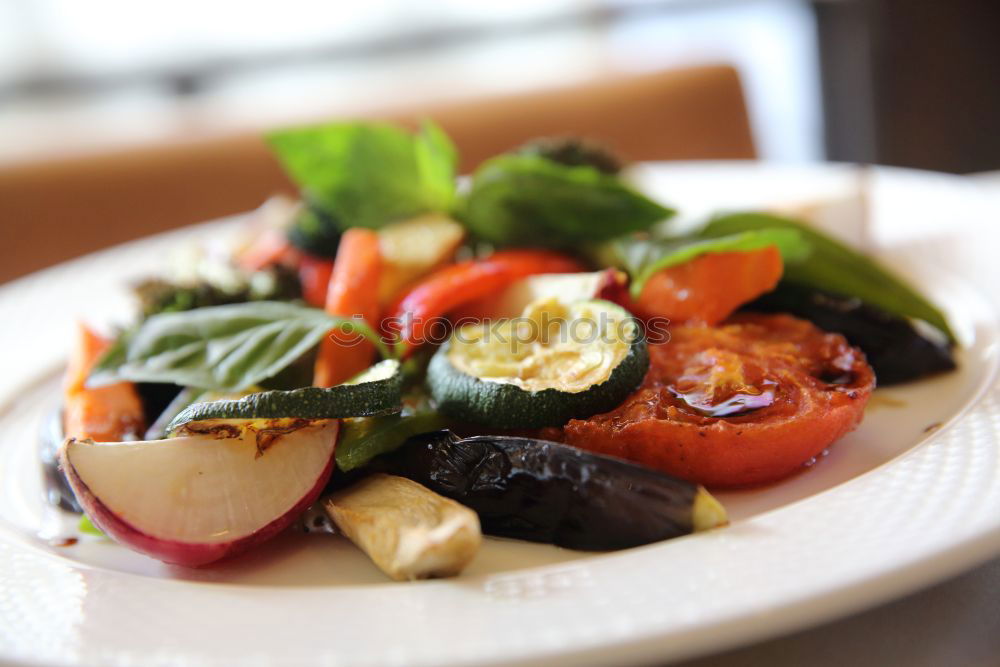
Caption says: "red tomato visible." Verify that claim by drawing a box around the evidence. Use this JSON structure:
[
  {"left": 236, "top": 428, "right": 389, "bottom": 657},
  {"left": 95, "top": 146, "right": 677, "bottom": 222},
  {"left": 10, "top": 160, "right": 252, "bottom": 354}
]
[{"left": 562, "top": 313, "right": 875, "bottom": 487}]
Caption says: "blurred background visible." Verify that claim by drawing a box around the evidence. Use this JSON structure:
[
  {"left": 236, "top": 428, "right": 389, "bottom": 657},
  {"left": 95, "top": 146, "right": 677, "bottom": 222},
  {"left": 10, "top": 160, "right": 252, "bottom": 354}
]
[
  {"left": 0, "top": 0, "right": 998, "bottom": 283},
  {"left": 1, "top": 0, "right": 996, "bottom": 170}
]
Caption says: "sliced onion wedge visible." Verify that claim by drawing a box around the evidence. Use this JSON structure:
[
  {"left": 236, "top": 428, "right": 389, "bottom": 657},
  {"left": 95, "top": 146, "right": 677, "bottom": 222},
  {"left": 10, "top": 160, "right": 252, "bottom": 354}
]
[
  {"left": 324, "top": 473, "right": 482, "bottom": 581},
  {"left": 59, "top": 419, "right": 339, "bottom": 567}
]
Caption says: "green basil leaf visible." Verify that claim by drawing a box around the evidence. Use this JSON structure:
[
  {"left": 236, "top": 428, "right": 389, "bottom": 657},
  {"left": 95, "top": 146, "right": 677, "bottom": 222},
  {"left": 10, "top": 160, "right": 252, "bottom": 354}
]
[
  {"left": 88, "top": 301, "right": 391, "bottom": 392},
  {"left": 91, "top": 330, "right": 131, "bottom": 380},
  {"left": 699, "top": 212, "right": 956, "bottom": 342},
  {"left": 605, "top": 228, "right": 811, "bottom": 298},
  {"left": 267, "top": 120, "right": 457, "bottom": 229},
  {"left": 413, "top": 119, "right": 459, "bottom": 210},
  {"left": 79, "top": 515, "right": 105, "bottom": 537},
  {"left": 458, "top": 154, "right": 674, "bottom": 247}
]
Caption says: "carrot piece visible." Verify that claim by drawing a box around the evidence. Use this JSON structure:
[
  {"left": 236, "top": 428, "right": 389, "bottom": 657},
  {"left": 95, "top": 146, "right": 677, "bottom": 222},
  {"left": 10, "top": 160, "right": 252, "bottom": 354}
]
[
  {"left": 64, "top": 323, "right": 112, "bottom": 396},
  {"left": 237, "top": 228, "right": 301, "bottom": 272},
  {"left": 388, "top": 249, "right": 585, "bottom": 352},
  {"left": 299, "top": 255, "right": 335, "bottom": 308},
  {"left": 313, "top": 229, "right": 383, "bottom": 387},
  {"left": 63, "top": 323, "right": 145, "bottom": 442},
  {"left": 634, "top": 246, "right": 784, "bottom": 326}
]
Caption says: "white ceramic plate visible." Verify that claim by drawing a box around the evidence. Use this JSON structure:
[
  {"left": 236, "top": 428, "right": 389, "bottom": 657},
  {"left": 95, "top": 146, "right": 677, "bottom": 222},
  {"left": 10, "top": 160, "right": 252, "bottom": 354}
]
[{"left": 2, "top": 163, "right": 999, "bottom": 667}]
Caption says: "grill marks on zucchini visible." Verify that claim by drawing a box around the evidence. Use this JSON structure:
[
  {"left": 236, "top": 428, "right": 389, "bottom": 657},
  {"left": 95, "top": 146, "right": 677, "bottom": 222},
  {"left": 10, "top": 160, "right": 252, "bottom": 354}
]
[
  {"left": 428, "top": 299, "right": 649, "bottom": 428},
  {"left": 166, "top": 360, "right": 403, "bottom": 433}
]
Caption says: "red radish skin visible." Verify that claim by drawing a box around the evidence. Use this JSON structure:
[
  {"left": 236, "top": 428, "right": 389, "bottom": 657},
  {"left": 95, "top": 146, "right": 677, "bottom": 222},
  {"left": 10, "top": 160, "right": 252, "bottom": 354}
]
[
  {"left": 62, "top": 450, "right": 334, "bottom": 567},
  {"left": 58, "top": 421, "right": 339, "bottom": 567}
]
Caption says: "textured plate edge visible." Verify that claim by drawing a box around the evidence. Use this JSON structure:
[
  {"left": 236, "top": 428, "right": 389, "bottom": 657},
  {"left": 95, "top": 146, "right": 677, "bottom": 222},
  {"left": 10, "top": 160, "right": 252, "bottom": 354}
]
[{"left": 1, "top": 164, "right": 999, "bottom": 667}]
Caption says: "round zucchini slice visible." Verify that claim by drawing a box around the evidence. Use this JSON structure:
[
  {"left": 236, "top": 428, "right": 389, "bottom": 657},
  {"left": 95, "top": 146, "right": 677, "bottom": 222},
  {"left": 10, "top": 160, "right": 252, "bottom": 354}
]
[
  {"left": 166, "top": 359, "right": 402, "bottom": 433},
  {"left": 428, "top": 298, "right": 648, "bottom": 428}
]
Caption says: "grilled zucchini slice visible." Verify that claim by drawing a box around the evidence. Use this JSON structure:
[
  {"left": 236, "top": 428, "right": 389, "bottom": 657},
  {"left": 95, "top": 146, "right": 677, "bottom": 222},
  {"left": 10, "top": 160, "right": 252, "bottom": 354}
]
[
  {"left": 428, "top": 298, "right": 647, "bottom": 428},
  {"left": 166, "top": 360, "right": 402, "bottom": 433}
]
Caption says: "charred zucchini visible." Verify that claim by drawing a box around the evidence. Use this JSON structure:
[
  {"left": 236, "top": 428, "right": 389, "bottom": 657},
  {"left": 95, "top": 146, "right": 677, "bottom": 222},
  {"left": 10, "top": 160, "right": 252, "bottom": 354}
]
[
  {"left": 370, "top": 430, "right": 727, "bottom": 550},
  {"left": 165, "top": 360, "right": 403, "bottom": 432},
  {"left": 428, "top": 298, "right": 648, "bottom": 428},
  {"left": 746, "top": 283, "right": 956, "bottom": 385}
]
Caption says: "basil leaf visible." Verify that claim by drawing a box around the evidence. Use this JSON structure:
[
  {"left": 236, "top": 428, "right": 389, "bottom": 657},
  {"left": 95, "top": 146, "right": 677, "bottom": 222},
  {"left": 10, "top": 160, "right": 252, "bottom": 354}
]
[
  {"left": 91, "top": 330, "right": 131, "bottom": 379},
  {"left": 79, "top": 515, "right": 105, "bottom": 537},
  {"left": 413, "top": 120, "right": 459, "bottom": 211},
  {"left": 267, "top": 120, "right": 457, "bottom": 229},
  {"left": 604, "top": 228, "right": 811, "bottom": 298},
  {"left": 458, "top": 154, "right": 674, "bottom": 247},
  {"left": 88, "top": 301, "right": 390, "bottom": 391},
  {"left": 699, "top": 213, "right": 956, "bottom": 342}
]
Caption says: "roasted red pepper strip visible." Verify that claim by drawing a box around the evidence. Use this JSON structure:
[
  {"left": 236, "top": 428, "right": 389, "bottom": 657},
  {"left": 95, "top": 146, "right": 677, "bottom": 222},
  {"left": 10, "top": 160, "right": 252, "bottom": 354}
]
[
  {"left": 633, "top": 246, "right": 784, "bottom": 326},
  {"left": 237, "top": 228, "right": 301, "bottom": 272},
  {"left": 298, "top": 254, "right": 335, "bottom": 308},
  {"left": 388, "top": 249, "right": 585, "bottom": 353}
]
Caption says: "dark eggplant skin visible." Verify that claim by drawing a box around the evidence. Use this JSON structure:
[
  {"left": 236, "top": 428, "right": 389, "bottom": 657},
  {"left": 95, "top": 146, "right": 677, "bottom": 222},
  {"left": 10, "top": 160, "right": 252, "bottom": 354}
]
[
  {"left": 134, "top": 382, "right": 183, "bottom": 426},
  {"left": 39, "top": 405, "right": 81, "bottom": 512},
  {"left": 369, "top": 430, "right": 705, "bottom": 551},
  {"left": 745, "top": 283, "right": 956, "bottom": 386}
]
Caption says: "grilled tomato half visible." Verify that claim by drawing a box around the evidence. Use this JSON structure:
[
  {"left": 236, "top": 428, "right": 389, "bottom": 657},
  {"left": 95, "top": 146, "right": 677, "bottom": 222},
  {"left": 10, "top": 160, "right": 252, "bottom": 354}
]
[{"left": 562, "top": 313, "right": 875, "bottom": 487}]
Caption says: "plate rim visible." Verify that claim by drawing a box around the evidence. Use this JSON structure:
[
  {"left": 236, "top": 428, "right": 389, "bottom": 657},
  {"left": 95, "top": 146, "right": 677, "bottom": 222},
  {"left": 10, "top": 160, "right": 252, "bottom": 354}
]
[{"left": 1, "top": 161, "right": 999, "bottom": 667}]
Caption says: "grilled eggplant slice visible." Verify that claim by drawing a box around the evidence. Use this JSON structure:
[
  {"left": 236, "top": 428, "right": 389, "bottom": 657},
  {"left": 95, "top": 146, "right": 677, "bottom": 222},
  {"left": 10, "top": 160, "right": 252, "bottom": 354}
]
[
  {"left": 370, "top": 430, "right": 727, "bottom": 551},
  {"left": 745, "top": 283, "right": 956, "bottom": 385},
  {"left": 39, "top": 405, "right": 81, "bottom": 512}
]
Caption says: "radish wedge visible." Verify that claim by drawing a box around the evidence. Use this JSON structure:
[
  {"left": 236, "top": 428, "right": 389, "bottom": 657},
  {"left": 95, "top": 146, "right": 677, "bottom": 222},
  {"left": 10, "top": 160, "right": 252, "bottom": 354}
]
[{"left": 59, "top": 419, "right": 339, "bottom": 567}]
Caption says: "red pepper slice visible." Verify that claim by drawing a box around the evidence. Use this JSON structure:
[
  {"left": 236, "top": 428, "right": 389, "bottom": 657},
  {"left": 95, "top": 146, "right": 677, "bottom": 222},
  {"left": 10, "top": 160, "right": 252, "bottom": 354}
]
[
  {"left": 388, "top": 249, "right": 585, "bottom": 353},
  {"left": 298, "top": 255, "right": 335, "bottom": 308}
]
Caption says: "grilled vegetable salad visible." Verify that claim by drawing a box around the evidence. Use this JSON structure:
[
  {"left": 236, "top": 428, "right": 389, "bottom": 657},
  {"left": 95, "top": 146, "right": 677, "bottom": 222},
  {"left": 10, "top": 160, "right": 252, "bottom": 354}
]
[{"left": 47, "top": 123, "right": 956, "bottom": 578}]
